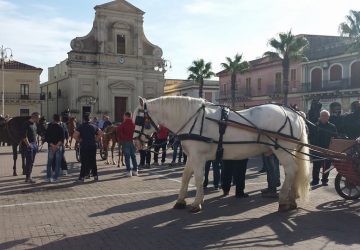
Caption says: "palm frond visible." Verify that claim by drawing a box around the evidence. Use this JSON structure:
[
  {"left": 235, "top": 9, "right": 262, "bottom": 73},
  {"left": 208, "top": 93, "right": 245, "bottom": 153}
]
[{"left": 263, "top": 51, "right": 281, "bottom": 59}]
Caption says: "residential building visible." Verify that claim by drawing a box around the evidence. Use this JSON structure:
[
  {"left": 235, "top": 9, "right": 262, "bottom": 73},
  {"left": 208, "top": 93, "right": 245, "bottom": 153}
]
[
  {"left": 217, "top": 34, "right": 359, "bottom": 114},
  {"left": 217, "top": 57, "right": 302, "bottom": 109},
  {"left": 41, "top": 0, "right": 165, "bottom": 122},
  {"left": 1, "top": 60, "right": 43, "bottom": 117},
  {"left": 302, "top": 35, "right": 359, "bottom": 114},
  {"left": 164, "top": 79, "right": 219, "bottom": 103}
]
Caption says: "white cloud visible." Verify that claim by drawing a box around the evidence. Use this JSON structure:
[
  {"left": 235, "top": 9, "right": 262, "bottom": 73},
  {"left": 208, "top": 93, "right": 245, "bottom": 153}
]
[
  {"left": 0, "top": 1, "right": 91, "bottom": 82},
  {"left": 0, "top": 0, "right": 17, "bottom": 11}
]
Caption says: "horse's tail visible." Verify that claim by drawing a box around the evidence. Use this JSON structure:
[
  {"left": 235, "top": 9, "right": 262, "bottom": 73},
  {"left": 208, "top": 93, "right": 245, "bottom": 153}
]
[{"left": 293, "top": 117, "right": 310, "bottom": 201}]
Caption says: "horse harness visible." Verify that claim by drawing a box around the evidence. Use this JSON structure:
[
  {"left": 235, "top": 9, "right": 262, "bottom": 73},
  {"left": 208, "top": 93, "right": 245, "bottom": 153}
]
[{"left": 134, "top": 100, "right": 306, "bottom": 162}]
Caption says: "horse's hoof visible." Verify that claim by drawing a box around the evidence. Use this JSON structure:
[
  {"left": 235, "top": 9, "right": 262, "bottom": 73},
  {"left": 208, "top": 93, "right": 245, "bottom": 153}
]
[
  {"left": 290, "top": 203, "right": 297, "bottom": 210},
  {"left": 278, "top": 204, "right": 297, "bottom": 212},
  {"left": 173, "top": 201, "right": 187, "bottom": 209},
  {"left": 189, "top": 205, "right": 202, "bottom": 213},
  {"left": 13, "top": 172, "right": 17, "bottom": 176}
]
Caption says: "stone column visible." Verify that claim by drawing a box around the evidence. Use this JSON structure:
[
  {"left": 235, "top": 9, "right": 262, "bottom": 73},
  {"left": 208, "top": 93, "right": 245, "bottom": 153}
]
[{"left": 97, "top": 74, "right": 107, "bottom": 114}]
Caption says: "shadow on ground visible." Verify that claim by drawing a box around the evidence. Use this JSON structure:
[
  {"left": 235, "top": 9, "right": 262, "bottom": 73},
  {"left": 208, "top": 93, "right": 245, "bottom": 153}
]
[{"left": 32, "top": 195, "right": 360, "bottom": 249}]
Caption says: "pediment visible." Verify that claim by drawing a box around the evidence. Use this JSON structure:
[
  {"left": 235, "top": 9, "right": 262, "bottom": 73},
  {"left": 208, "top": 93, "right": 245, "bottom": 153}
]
[
  {"left": 95, "top": 0, "right": 144, "bottom": 15},
  {"left": 108, "top": 81, "right": 135, "bottom": 90}
]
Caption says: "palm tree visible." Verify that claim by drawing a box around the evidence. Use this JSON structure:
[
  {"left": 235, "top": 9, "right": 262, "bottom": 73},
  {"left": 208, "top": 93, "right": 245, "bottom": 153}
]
[
  {"left": 188, "top": 59, "right": 215, "bottom": 98},
  {"left": 264, "top": 30, "right": 309, "bottom": 105},
  {"left": 220, "top": 53, "right": 249, "bottom": 109},
  {"left": 339, "top": 10, "right": 360, "bottom": 52}
]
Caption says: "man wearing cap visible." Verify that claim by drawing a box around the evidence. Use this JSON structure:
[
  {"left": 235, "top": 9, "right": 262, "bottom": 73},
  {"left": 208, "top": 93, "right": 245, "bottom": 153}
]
[
  {"left": 22, "top": 112, "right": 40, "bottom": 183},
  {"left": 74, "top": 113, "right": 103, "bottom": 182}
]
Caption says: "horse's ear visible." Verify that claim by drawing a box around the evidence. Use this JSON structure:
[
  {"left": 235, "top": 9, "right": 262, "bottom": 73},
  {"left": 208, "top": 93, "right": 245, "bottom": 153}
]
[{"left": 138, "top": 96, "right": 146, "bottom": 107}]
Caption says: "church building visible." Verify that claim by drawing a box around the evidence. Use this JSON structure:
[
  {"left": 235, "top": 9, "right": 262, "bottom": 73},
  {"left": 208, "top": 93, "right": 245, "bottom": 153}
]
[{"left": 41, "top": 0, "right": 165, "bottom": 122}]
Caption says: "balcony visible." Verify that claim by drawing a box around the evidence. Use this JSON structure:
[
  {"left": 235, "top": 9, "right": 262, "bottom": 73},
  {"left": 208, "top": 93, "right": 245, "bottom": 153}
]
[
  {"left": 218, "top": 87, "right": 253, "bottom": 101},
  {"left": 301, "top": 78, "right": 360, "bottom": 92},
  {"left": 267, "top": 84, "right": 282, "bottom": 94},
  {"left": 239, "top": 87, "right": 252, "bottom": 97},
  {"left": 0, "top": 92, "right": 44, "bottom": 102}
]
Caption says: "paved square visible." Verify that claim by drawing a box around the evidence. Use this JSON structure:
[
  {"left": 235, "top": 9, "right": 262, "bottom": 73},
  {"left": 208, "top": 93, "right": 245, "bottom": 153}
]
[{"left": 0, "top": 145, "right": 359, "bottom": 250}]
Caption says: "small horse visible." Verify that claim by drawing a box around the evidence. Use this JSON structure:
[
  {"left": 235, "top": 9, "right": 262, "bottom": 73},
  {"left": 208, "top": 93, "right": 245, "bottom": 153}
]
[
  {"left": 102, "top": 125, "right": 122, "bottom": 165},
  {"left": 133, "top": 96, "right": 310, "bottom": 213},
  {"left": 66, "top": 116, "right": 77, "bottom": 148}
]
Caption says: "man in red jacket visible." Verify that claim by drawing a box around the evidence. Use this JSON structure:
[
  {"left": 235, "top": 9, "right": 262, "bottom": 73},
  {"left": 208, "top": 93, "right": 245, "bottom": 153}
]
[
  {"left": 153, "top": 124, "right": 169, "bottom": 166},
  {"left": 116, "top": 112, "right": 138, "bottom": 177}
]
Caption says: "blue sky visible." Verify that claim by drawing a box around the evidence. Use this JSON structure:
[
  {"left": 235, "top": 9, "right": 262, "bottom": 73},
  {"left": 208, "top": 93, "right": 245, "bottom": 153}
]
[{"left": 0, "top": 0, "right": 359, "bottom": 82}]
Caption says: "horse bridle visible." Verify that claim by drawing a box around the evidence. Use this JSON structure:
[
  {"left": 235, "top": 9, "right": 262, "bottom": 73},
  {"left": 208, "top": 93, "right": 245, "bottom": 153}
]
[{"left": 133, "top": 102, "right": 160, "bottom": 143}]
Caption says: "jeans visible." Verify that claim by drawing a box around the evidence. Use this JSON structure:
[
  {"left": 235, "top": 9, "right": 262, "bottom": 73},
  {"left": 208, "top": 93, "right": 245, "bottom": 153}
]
[
  {"left": 172, "top": 141, "right": 181, "bottom": 162},
  {"left": 154, "top": 139, "right": 167, "bottom": 163},
  {"left": 204, "top": 161, "right": 221, "bottom": 187},
  {"left": 123, "top": 142, "right": 138, "bottom": 171},
  {"left": 263, "top": 154, "right": 280, "bottom": 191},
  {"left": 24, "top": 142, "right": 38, "bottom": 178},
  {"left": 47, "top": 145, "right": 63, "bottom": 180}
]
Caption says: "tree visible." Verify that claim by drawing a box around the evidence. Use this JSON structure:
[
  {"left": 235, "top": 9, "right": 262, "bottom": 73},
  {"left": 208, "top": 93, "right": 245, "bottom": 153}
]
[
  {"left": 264, "top": 30, "right": 308, "bottom": 105},
  {"left": 187, "top": 59, "right": 215, "bottom": 98},
  {"left": 339, "top": 10, "right": 360, "bottom": 52},
  {"left": 220, "top": 53, "right": 249, "bottom": 109}
]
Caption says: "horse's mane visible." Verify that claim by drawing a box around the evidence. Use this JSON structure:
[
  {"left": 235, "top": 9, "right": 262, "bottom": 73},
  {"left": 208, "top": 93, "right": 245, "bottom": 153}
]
[{"left": 147, "top": 96, "right": 206, "bottom": 116}]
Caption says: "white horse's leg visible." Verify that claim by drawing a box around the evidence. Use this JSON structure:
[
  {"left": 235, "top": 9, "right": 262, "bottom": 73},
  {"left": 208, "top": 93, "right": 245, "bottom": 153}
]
[
  {"left": 274, "top": 150, "right": 298, "bottom": 212},
  {"left": 189, "top": 159, "right": 206, "bottom": 213},
  {"left": 174, "top": 164, "right": 193, "bottom": 209}
]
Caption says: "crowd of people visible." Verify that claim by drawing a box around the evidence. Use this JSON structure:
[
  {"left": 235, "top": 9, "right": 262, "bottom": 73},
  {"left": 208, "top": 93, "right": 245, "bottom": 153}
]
[{"left": 3, "top": 101, "right": 359, "bottom": 201}]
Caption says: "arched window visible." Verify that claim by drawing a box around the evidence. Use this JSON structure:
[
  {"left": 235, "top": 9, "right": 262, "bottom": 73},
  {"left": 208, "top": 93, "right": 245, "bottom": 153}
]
[
  {"left": 117, "top": 34, "right": 126, "bottom": 54},
  {"left": 330, "top": 64, "right": 342, "bottom": 81},
  {"left": 311, "top": 68, "right": 322, "bottom": 91},
  {"left": 351, "top": 61, "right": 360, "bottom": 88}
]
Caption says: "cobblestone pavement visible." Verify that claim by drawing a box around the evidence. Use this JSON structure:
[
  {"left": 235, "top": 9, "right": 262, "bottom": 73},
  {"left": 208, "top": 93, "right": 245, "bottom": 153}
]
[{"left": 0, "top": 145, "right": 359, "bottom": 250}]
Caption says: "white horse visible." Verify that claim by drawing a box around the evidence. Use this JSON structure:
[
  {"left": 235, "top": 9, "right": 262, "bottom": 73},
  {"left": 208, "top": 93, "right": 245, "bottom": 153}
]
[{"left": 133, "top": 96, "right": 310, "bottom": 213}]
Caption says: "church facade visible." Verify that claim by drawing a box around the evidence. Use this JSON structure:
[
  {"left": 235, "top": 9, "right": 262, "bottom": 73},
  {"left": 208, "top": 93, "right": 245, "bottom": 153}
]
[{"left": 41, "top": 0, "right": 165, "bottom": 122}]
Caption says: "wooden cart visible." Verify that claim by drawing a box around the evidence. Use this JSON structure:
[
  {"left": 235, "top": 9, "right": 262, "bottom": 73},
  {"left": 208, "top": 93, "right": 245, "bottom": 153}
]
[{"left": 329, "top": 139, "right": 360, "bottom": 200}]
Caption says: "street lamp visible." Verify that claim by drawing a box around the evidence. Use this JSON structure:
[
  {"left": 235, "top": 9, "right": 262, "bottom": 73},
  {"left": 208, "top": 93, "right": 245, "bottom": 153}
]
[
  {"left": 1, "top": 45, "right": 13, "bottom": 116},
  {"left": 154, "top": 58, "right": 171, "bottom": 72}
]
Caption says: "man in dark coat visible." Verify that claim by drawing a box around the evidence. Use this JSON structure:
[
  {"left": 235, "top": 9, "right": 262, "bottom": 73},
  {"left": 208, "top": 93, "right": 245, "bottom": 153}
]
[
  {"left": 342, "top": 102, "right": 360, "bottom": 139},
  {"left": 221, "top": 159, "right": 249, "bottom": 198},
  {"left": 74, "top": 113, "right": 102, "bottom": 182},
  {"left": 311, "top": 110, "right": 338, "bottom": 186}
]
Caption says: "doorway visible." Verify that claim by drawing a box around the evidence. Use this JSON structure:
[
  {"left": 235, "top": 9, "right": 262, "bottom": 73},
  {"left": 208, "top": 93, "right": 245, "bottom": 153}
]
[
  {"left": 114, "top": 97, "right": 127, "bottom": 122},
  {"left": 82, "top": 106, "right": 91, "bottom": 120}
]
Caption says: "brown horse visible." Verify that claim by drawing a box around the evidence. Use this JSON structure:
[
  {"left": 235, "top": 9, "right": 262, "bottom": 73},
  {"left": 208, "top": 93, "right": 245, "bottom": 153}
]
[
  {"left": 66, "top": 116, "right": 77, "bottom": 148},
  {"left": 0, "top": 116, "right": 29, "bottom": 176},
  {"left": 102, "top": 125, "right": 124, "bottom": 166}
]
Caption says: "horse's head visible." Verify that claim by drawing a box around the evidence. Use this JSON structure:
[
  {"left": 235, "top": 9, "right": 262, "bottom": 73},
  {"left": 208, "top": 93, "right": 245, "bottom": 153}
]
[{"left": 133, "top": 97, "right": 159, "bottom": 144}]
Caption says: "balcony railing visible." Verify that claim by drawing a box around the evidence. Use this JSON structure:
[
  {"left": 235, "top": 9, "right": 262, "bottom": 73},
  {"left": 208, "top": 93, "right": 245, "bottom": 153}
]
[
  {"left": 219, "top": 88, "right": 252, "bottom": 100},
  {"left": 267, "top": 84, "right": 282, "bottom": 95},
  {"left": 302, "top": 79, "right": 349, "bottom": 92},
  {"left": 0, "top": 92, "right": 44, "bottom": 101}
]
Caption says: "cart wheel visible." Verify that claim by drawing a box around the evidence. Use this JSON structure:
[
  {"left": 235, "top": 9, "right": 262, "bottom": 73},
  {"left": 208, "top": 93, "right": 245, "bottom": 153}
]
[
  {"left": 334, "top": 173, "right": 360, "bottom": 200},
  {"left": 100, "top": 148, "right": 108, "bottom": 160}
]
